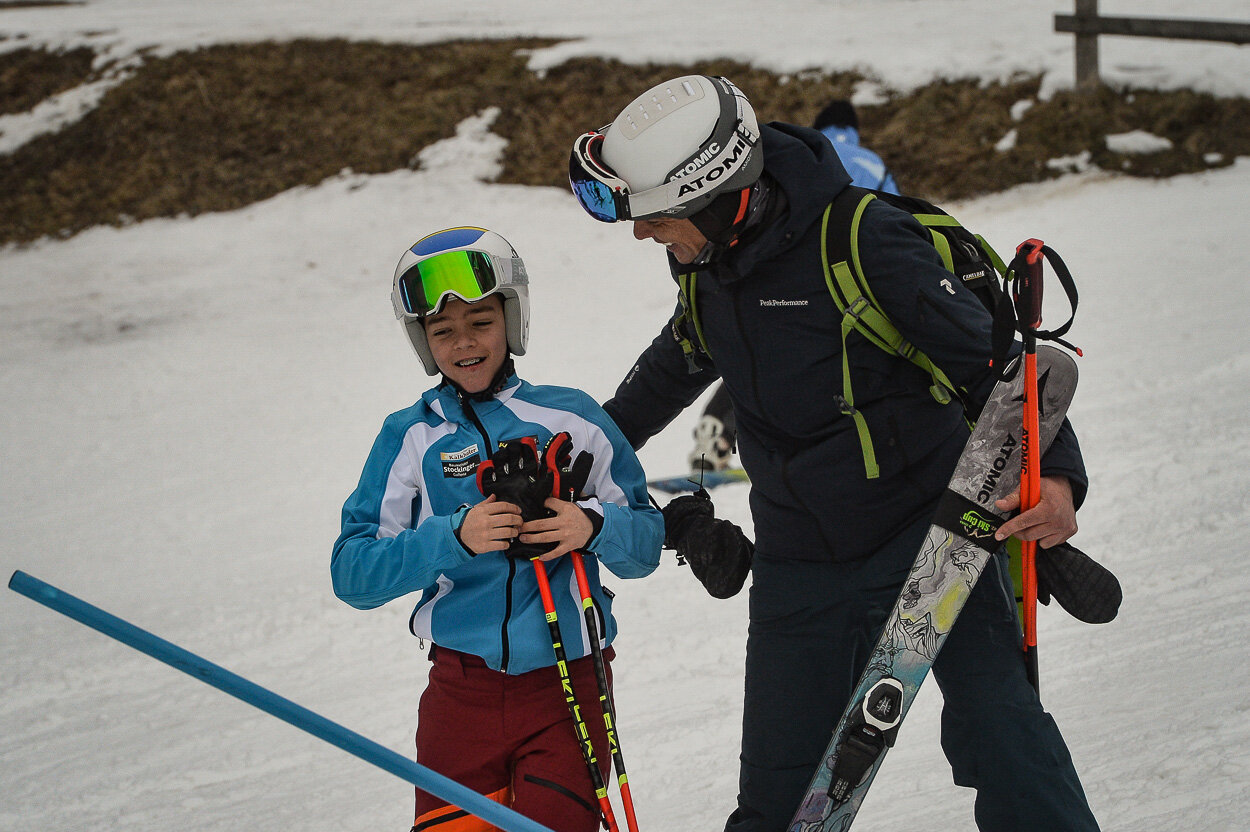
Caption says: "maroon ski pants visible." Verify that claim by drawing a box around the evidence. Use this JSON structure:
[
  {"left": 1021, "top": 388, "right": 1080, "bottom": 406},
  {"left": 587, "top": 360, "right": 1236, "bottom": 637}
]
[{"left": 412, "top": 645, "right": 615, "bottom": 832}]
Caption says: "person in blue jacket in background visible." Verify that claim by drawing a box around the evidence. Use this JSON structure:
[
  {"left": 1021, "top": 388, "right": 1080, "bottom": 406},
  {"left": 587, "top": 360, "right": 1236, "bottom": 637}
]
[
  {"left": 688, "top": 99, "right": 900, "bottom": 476},
  {"left": 814, "top": 98, "right": 899, "bottom": 196},
  {"left": 331, "top": 227, "right": 662, "bottom": 832}
]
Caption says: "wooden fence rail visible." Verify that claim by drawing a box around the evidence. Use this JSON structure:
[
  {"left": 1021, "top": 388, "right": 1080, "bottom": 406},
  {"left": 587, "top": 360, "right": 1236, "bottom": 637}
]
[{"left": 1055, "top": 0, "right": 1250, "bottom": 89}]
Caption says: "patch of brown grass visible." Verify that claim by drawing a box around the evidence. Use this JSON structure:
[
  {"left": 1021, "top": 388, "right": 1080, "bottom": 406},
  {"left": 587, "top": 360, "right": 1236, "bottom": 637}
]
[
  {"left": 2, "top": 39, "right": 1247, "bottom": 245},
  {"left": 0, "top": 45, "right": 95, "bottom": 115}
]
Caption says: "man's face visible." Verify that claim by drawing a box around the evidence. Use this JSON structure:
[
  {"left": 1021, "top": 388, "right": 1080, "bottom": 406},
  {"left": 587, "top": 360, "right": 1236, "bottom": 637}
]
[
  {"left": 422, "top": 294, "right": 508, "bottom": 393},
  {"left": 632, "top": 218, "right": 708, "bottom": 265}
]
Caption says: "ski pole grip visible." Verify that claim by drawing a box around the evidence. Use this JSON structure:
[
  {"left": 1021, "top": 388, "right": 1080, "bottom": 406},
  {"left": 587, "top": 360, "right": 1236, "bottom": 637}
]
[{"left": 1011, "top": 238, "right": 1046, "bottom": 332}]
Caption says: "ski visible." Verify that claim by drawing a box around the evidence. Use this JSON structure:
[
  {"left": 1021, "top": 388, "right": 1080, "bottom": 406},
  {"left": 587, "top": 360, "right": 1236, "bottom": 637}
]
[
  {"left": 647, "top": 467, "right": 749, "bottom": 494},
  {"left": 789, "top": 344, "right": 1078, "bottom": 832}
]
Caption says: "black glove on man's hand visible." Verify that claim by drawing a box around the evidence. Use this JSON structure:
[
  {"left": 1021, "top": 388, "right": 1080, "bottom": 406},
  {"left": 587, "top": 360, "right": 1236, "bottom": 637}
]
[
  {"left": 660, "top": 490, "right": 715, "bottom": 548},
  {"left": 662, "top": 490, "right": 753, "bottom": 599}
]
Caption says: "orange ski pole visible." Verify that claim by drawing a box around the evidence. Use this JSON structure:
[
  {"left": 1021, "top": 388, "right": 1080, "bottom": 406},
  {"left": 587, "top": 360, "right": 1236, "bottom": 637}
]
[{"left": 1012, "top": 239, "right": 1046, "bottom": 695}]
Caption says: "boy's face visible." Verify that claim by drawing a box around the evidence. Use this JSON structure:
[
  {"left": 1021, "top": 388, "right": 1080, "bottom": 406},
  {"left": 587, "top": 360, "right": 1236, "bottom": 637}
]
[{"left": 423, "top": 294, "right": 508, "bottom": 393}]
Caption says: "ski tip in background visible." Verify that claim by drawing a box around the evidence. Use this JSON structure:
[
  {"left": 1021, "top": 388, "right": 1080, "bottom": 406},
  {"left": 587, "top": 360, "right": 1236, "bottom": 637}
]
[{"left": 647, "top": 467, "right": 749, "bottom": 494}]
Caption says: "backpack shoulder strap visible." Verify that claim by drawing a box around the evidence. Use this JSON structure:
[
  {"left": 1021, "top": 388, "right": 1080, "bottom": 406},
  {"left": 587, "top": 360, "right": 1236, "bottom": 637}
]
[
  {"left": 819, "top": 187, "right": 959, "bottom": 479},
  {"left": 673, "top": 271, "right": 712, "bottom": 373}
]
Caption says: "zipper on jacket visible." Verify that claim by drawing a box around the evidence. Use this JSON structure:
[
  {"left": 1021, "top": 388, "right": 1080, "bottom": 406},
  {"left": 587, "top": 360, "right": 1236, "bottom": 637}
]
[
  {"left": 501, "top": 557, "right": 516, "bottom": 672},
  {"left": 460, "top": 395, "right": 494, "bottom": 457},
  {"left": 459, "top": 392, "right": 518, "bottom": 672},
  {"left": 726, "top": 275, "right": 767, "bottom": 422}
]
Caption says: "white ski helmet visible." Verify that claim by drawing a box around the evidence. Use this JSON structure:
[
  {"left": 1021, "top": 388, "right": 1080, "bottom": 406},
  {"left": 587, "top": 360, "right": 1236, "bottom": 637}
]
[
  {"left": 568, "top": 75, "right": 763, "bottom": 222},
  {"left": 391, "top": 227, "right": 530, "bottom": 376}
]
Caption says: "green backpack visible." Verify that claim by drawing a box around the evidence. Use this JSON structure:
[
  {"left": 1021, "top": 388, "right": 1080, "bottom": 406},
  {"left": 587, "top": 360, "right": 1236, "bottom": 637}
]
[
  {"left": 672, "top": 184, "right": 1011, "bottom": 480},
  {"left": 819, "top": 185, "right": 1011, "bottom": 479},
  {"left": 673, "top": 190, "right": 1106, "bottom": 626}
]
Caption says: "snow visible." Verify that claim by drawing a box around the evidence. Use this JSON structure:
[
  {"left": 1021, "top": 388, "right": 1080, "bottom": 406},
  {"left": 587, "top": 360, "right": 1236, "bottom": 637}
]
[
  {"left": 2, "top": 2, "right": 1249, "bottom": 831},
  {"left": 1105, "top": 129, "right": 1174, "bottom": 154}
]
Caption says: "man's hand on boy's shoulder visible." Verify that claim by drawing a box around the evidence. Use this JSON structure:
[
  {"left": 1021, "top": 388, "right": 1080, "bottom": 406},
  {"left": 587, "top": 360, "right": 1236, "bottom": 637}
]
[{"left": 520, "top": 497, "right": 596, "bottom": 562}]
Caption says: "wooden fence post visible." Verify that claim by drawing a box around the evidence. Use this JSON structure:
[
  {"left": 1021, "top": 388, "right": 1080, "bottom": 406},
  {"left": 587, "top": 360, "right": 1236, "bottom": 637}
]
[{"left": 1074, "top": 0, "right": 1101, "bottom": 90}]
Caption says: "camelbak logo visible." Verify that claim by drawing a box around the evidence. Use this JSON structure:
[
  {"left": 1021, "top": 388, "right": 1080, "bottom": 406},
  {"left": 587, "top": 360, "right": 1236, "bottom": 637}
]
[
  {"left": 976, "top": 433, "right": 1017, "bottom": 503},
  {"left": 673, "top": 134, "right": 752, "bottom": 196},
  {"left": 670, "top": 142, "right": 722, "bottom": 179},
  {"left": 958, "top": 509, "right": 996, "bottom": 539}
]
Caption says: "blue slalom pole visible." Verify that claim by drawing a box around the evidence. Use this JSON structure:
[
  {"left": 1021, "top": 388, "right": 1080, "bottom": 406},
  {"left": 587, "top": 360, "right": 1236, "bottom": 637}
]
[{"left": 8, "top": 570, "right": 554, "bottom": 832}]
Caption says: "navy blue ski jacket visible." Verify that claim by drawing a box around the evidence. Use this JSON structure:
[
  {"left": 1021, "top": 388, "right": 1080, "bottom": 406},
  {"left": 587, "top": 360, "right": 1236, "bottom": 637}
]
[{"left": 604, "top": 122, "right": 1087, "bottom": 563}]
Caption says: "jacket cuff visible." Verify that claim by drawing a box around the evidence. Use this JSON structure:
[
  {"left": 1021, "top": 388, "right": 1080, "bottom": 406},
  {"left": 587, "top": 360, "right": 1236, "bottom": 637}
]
[
  {"left": 450, "top": 504, "right": 475, "bottom": 556},
  {"left": 579, "top": 503, "right": 605, "bottom": 548}
]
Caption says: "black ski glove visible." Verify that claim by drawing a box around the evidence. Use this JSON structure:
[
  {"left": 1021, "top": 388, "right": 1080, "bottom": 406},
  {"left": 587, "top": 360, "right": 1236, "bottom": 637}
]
[
  {"left": 542, "top": 431, "right": 595, "bottom": 502},
  {"left": 662, "top": 489, "right": 754, "bottom": 599},
  {"left": 476, "top": 438, "right": 553, "bottom": 559},
  {"left": 1035, "top": 541, "right": 1122, "bottom": 624}
]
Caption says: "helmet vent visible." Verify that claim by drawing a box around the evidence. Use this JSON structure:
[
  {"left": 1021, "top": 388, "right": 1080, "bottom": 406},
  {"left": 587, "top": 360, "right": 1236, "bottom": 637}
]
[{"left": 617, "top": 79, "right": 705, "bottom": 140}]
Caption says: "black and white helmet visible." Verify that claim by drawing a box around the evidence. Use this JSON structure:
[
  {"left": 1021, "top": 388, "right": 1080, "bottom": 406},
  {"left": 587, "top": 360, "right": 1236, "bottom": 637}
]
[{"left": 568, "top": 75, "right": 763, "bottom": 223}]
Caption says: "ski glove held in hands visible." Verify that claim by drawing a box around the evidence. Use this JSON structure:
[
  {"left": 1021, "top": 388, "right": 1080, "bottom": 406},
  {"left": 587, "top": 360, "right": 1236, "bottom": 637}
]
[
  {"left": 662, "top": 490, "right": 754, "bottom": 599},
  {"left": 476, "top": 435, "right": 598, "bottom": 560},
  {"left": 543, "top": 431, "right": 595, "bottom": 503},
  {"left": 477, "top": 439, "right": 554, "bottom": 559}
]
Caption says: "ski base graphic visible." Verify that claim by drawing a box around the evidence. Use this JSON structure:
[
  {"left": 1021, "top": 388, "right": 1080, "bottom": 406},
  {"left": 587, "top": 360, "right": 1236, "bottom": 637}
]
[{"left": 789, "top": 345, "right": 1078, "bottom": 832}]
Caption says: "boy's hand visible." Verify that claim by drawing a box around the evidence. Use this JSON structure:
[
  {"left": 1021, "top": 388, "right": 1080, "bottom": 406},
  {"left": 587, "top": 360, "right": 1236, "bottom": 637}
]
[
  {"left": 519, "top": 497, "right": 594, "bottom": 562},
  {"left": 458, "top": 494, "right": 524, "bottom": 555}
]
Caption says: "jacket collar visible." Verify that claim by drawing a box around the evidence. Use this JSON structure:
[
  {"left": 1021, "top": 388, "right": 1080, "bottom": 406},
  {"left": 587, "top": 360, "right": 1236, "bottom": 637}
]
[{"left": 669, "top": 123, "right": 852, "bottom": 281}]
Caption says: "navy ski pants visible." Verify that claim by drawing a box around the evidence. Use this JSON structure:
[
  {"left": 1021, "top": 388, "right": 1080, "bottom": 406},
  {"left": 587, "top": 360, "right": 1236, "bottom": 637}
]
[{"left": 724, "top": 517, "right": 1101, "bottom": 832}]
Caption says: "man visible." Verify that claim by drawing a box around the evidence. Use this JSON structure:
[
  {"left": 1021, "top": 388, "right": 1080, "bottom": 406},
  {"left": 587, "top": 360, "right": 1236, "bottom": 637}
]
[
  {"left": 567, "top": 75, "right": 1100, "bottom": 832},
  {"left": 689, "top": 98, "right": 901, "bottom": 475}
]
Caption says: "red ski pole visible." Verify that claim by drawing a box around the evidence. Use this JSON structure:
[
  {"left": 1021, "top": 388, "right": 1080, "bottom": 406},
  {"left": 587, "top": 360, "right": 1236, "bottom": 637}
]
[{"left": 546, "top": 429, "right": 641, "bottom": 832}]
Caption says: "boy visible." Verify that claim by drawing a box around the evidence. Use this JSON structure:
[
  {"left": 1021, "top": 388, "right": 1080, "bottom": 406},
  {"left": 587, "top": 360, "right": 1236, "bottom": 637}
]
[{"left": 331, "top": 227, "right": 663, "bottom": 832}]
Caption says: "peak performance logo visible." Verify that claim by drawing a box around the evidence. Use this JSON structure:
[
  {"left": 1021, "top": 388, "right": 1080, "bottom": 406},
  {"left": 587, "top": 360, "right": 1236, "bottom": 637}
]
[{"left": 760, "top": 298, "right": 809, "bottom": 307}]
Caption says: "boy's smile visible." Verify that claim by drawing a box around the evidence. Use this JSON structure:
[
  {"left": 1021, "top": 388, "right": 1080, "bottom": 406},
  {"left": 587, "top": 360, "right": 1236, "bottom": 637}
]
[{"left": 423, "top": 294, "right": 508, "bottom": 393}]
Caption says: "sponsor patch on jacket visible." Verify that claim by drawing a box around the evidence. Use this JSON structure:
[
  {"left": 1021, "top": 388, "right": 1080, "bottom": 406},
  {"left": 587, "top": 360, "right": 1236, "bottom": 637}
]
[{"left": 441, "top": 445, "right": 481, "bottom": 479}]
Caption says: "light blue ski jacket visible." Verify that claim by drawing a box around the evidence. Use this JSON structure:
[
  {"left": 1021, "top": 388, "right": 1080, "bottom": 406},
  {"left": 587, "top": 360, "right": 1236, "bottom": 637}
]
[
  {"left": 819, "top": 125, "right": 900, "bottom": 195},
  {"left": 332, "top": 374, "right": 663, "bottom": 675}
]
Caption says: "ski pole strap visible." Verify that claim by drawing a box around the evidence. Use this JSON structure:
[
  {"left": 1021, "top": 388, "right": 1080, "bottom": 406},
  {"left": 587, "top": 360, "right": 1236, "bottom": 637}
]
[
  {"left": 932, "top": 489, "right": 1006, "bottom": 552},
  {"left": 994, "top": 240, "right": 1082, "bottom": 375}
]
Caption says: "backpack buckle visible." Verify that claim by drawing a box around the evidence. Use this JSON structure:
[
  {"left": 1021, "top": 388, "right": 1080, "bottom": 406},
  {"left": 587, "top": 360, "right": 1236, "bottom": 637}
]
[{"left": 845, "top": 295, "right": 872, "bottom": 324}]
